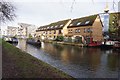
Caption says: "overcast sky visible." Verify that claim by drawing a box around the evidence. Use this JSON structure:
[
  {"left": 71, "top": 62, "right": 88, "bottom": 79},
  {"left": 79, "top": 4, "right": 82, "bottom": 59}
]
[{"left": 1, "top": 0, "right": 119, "bottom": 31}]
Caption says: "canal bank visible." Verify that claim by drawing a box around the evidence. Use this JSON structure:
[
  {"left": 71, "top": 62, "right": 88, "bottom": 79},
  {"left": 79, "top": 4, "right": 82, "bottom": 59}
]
[
  {"left": 44, "top": 40, "right": 85, "bottom": 47},
  {"left": 2, "top": 40, "right": 75, "bottom": 79}
]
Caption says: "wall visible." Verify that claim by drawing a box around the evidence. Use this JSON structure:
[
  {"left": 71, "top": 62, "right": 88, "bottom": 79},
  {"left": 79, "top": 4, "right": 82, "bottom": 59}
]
[{"left": 92, "top": 16, "right": 104, "bottom": 41}]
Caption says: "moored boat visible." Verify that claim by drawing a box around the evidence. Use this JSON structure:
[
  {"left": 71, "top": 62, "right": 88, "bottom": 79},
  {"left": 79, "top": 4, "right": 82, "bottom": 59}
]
[
  {"left": 100, "top": 41, "right": 114, "bottom": 49},
  {"left": 27, "top": 39, "right": 41, "bottom": 46},
  {"left": 113, "top": 41, "right": 120, "bottom": 49},
  {"left": 87, "top": 41, "right": 101, "bottom": 47}
]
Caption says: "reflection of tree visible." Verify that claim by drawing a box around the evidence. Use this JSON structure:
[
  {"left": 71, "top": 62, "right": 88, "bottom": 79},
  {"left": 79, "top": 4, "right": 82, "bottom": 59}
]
[
  {"left": 61, "top": 46, "right": 84, "bottom": 64},
  {"left": 53, "top": 44, "right": 64, "bottom": 52},
  {"left": 107, "top": 53, "right": 119, "bottom": 71},
  {"left": 43, "top": 43, "right": 64, "bottom": 57}
]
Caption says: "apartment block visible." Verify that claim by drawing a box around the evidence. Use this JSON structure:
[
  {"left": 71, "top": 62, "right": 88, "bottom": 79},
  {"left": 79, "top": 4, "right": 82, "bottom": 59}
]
[
  {"left": 7, "top": 26, "right": 18, "bottom": 37},
  {"left": 36, "top": 19, "right": 71, "bottom": 40},
  {"left": 18, "top": 23, "right": 37, "bottom": 38},
  {"left": 67, "top": 14, "right": 104, "bottom": 42}
]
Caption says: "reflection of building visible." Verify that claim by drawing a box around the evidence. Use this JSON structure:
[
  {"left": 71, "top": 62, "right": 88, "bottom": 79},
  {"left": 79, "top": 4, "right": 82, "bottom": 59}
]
[
  {"left": 7, "top": 26, "right": 18, "bottom": 37},
  {"left": 67, "top": 14, "right": 103, "bottom": 42},
  {"left": 36, "top": 19, "right": 71, "bottom": 40},
  {"left": 107, "top": 52, "right": 119, "bottom": 71},
  {"left": 17, "top": 39, "right": 27, "bottom": 51}
]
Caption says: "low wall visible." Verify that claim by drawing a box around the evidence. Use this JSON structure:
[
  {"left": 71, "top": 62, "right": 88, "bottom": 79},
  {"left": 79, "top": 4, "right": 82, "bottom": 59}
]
[{"left": 43, "top": 40, "right": 85, "bottom": 47}]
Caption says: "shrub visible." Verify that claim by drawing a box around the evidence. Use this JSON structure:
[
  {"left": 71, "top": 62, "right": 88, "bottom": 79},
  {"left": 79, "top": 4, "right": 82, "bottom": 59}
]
[
  {"left": 74, "top": 36, "right": 82, "bottom": 43},
  {"left": 67, "top": 37, "right": 72, "bottom": 42},
  {"left": 55, "top": 36, "right": 64, "bottom": 41}
]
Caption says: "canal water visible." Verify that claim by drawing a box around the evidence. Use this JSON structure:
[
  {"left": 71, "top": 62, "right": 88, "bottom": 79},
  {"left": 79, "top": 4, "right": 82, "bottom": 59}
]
[{"left": 13, "top": 39, "right": 119, "bottom": 78}]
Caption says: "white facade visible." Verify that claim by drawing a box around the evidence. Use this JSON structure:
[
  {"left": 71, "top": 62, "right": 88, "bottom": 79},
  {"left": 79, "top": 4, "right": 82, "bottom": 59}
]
[
  {"left": 7, "top": 26, "right": 18, "bottom": 37},
  {"left": 1, "top": 30, "right": 7, "bottom": 37},
  {"left": 27, "top": 25, "right": 37, "bottom": 38},
  {"left": 18, "top": 23, "right": 37, "bottom": 38},
  {"left": 17, "top": 26, "right": 27, "bottom": 38}
]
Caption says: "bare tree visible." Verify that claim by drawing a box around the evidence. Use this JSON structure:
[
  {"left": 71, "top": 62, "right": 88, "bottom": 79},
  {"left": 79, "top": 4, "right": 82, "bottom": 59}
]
[{"left": 0, "top": 0, "right": 16, "bottom": 23}]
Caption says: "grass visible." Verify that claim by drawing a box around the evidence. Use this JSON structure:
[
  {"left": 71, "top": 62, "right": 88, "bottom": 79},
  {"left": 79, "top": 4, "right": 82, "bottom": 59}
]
[
  {"left": 2, "top": 40, "right": 75, "bottom": 79},
  {"left": 0, "top": 38, "right": 2, "bottom": 45}
]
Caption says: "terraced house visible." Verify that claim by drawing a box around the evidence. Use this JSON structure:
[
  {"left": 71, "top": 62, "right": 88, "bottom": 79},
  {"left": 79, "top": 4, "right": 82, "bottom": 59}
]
[
  {"left": 36, "top": 19, "right": 71, "bottom": 40},
  {"left": 67, "top": 14, "right": 104, "bottom": 43}
]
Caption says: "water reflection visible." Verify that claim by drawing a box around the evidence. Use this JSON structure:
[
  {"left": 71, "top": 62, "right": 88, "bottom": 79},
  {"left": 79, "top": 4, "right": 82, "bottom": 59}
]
[
  {"left": 17, "top": 39, "right": 27, "bottom": 51},
  {"left": 41, "top": 43, "right": 102, "bottom": 71},
  {"left": 15, "top": 39, "right": 119, "bottom": 78},
  {"left": 107, "top": 52, "right": 119, "bottom": 71}
]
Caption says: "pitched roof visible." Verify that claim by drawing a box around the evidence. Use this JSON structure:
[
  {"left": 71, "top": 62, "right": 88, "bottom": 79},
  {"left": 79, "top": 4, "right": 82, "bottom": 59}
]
[
  {"left": 36, "top": 19, "right": 70, "bottom": 32},
  {"left": 68, "top": 14, "right": 98, "bottom": 28}
]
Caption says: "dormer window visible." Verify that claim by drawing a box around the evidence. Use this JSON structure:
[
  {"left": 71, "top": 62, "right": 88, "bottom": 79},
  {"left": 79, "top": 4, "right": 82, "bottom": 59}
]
[
  {"left": 60, "top": 24, "right": 63, "bottom": 27},
  {"left": 85, "top": 21, "right": 90, "bottom": 24},
  {"left": 77, "top": 22, "right": 81, "bottom": 25},
  {"left": 55, "top": 25, "right": 58, "bottom": 28},
  {"left": 69, "top": 24, "right": 73, "bottom": 26},
  {"left": 47, "top": 27, "right": 49, "bottom": 29},
  {"left": 51, "top": 26, "right": 53, "bottom": 28}
]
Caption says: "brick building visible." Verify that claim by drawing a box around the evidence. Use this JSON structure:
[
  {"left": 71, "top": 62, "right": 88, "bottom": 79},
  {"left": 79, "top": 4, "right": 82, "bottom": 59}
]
[
  {"left": 36, "top": 19, "right": 71, "bottom": 40},
  {"left": 67, "top": 14, "right": 104, "bottom": 43}
]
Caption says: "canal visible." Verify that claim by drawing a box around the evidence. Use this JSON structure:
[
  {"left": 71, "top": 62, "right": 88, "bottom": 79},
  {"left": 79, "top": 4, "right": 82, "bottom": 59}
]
[{"left": 13, "top": 39, "right": 119, "bottom": 78}]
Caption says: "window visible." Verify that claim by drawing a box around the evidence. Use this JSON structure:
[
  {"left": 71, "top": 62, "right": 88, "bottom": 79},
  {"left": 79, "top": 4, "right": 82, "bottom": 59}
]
[
  {"left": 54, "top": 30, "right": 56, "bottom": 34},
  {"left": 47, "top": 27, "right": 49, "bottom": 29},
  {"left": 49, "top": 31, "right": 51, "bottom": 34},
  {"left": 60, "top": 24, "right": 63, "bottom": 27},
  {"left": 84, "top": 28, "right": 87, "bottom": 33},
  {"left": 77, "top": 22, "right": 81, "bottom": 25},
  {"left": 87, "top": 28, "right": 92, "bottom": 33},
  {"left": 78, "top": 29, "right": 80, "bottom": 33},
  {"left": 69, "top": 24, "right": 73, "bottom": 26},
  {"left": 75, "top": 29, "right": 80, "bottom": 33},
  {"left": 85, "top": 21, "right": 90, "bottom": 24},
  {"left": 51, "top": 26, "right": 53, "bottom": 28},
  {"left": 68, "top": 29, "right": 72, "bottom": 33},
  {"left": 87, "top": 28, "right": 90, "bottom": 33},
  {"left": 75, "top": 29, "right": 78, "bottom": 33},
  {"left": 55, "top": 25, "right": 58, "bottom": 28},
  {"left": 59, "top": 30, "right": 61, "bottom": 34}
]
